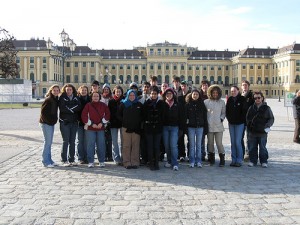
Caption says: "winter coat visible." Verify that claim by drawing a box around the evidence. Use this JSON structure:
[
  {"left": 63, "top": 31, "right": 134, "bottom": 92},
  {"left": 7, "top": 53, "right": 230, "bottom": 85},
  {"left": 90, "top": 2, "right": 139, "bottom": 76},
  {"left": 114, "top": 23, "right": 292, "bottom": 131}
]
[
  {"left": 226, "top": 94, "right": 247, "bottom": 125},
  {"left": 59, "top": 93, "right": 81, "bottom": 124},
  {"left": 81, "top": 101, "right": 110, "bottom": 131},
  {"left": 117, "top": 101, "right": 143, "bottom": 134},
  {"left": 143, "top": 98, "right": 165, "bottom": 134},
  {"left": 204, "top": 85, "right": 226, "bottom": 132},
  {"left": 185, "top": 93, "right": 208, "bottom": 133},
  {"left": 108, "top": 97, "right": 124, "bottom": 128},
  {"left": 246, "top": 103, "right": 274, "bottom": 137},
  {"left": 39, "top": 96, "right": 59, "bottom": 125},
  {"left": 163, "top": 100, "right": 185, "bottom": 129},
  {"left": 78, "top": 95, "right": 91, "bottom": 126},
  {"left": 293, "top": 96, "right": 300, "bottom": 119}
]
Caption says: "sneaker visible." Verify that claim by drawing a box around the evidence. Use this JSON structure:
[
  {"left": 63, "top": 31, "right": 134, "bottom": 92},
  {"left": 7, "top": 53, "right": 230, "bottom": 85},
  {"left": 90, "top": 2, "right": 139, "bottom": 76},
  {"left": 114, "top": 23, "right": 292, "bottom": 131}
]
[
  {"left": 244, "top": 155, "right": 250, "bottom": 162},
  {"left": 189, "top": 163, "right": 194, "bottom": 168},
  {"left": 99, "top": 163, "right": 105, "bottom": 168},
  {"left": 248, "top": 162, "right": 254, "bottom": 167},
  {"left": 197, "top": 162, "right": 202, "bottom": 168},
  {"left": 164, "top": 162, "right": 171, "bottom": 168},
  {"left": 88, "top": 163, "right": 94, "bottom": 168},
  {"left": 70, "top": 162, "right": 78, "bottom": 166},
  {"left": 63, "top": 162, "right": 71, "bottom": 167},
  {"left": 184, "top": 156, "right": 189, "bottom": 162},
  {"left": 261, "top": 163, "right": 268, "bottom": 168},
  {"left": 52, "top": 162, "right": 59, "bottom": 166},
  {"left": 173, "top": 165, "right": 179, "bottom": 171},
  {"left": 46, "top": 164, "right": 54, "bottom": 168},
  {"left": 179, "top": 157, "right": 185, "bottom": 162}
]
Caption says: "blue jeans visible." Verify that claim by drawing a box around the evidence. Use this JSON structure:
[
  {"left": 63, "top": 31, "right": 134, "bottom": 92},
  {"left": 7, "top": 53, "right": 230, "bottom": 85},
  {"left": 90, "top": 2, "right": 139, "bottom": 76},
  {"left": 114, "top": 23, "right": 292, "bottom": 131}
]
[
  {"left": 40, "top": 123, "right": 55, "bottom": 166},
  {"left": 111, "top": 128, "right": 122, "bottom": 163},
  {"left": 248, "top": 135, "right": 269, "bottom": 164},
  {"left": 163, "top": 126, "right": 179, "bottom": 166},
  {"left": 60, "top": 122, "right": 78, "bottom": 163},
  {"left": 77, "top": 125, "right": 87, "bottom": 161},
  {"left": 188, "top": 127, "right": 203, "bottom": 164},
  {"left": 229, "top": 123, "right": 245, "bottom": 164},
  {"left": 86, "top": 130, "right": 106, "bottom": 163}
]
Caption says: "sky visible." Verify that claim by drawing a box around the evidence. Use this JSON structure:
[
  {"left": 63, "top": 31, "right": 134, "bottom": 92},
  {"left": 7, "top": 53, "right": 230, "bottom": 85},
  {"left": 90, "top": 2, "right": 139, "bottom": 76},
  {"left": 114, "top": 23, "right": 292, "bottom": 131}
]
[{"left": 1, "top": 0, "right": 300, "bottom": 51}]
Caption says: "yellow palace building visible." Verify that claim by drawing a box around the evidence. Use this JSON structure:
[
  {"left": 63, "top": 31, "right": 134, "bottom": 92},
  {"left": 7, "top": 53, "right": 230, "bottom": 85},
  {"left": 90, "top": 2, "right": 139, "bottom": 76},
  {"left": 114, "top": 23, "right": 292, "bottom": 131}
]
[{"left": 13, "top": 39, "right": 300, "bottom": 98}]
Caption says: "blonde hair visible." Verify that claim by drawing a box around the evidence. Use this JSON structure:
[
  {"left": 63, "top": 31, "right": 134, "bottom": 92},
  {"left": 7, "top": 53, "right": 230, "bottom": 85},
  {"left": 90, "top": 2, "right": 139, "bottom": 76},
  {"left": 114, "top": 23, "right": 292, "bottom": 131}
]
[{"left": 45, "top": 84, "right": 60, "bottom": 98}]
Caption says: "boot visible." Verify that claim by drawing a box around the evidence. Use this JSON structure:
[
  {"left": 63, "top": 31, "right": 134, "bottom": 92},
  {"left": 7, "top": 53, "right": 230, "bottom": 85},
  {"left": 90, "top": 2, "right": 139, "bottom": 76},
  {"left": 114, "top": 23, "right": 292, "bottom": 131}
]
[
  {"left": 219, "top": 153, "right": 225, "bottom": 167},
  {"left": 208, "top": 153, "right": 215, "bottom": 165}
]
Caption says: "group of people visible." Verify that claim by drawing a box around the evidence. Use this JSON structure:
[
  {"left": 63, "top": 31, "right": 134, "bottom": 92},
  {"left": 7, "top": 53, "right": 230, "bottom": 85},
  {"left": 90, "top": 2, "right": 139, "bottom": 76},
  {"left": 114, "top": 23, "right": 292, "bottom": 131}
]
[{"left": 39, "top": 76, "right": 276, "bottom": 171}]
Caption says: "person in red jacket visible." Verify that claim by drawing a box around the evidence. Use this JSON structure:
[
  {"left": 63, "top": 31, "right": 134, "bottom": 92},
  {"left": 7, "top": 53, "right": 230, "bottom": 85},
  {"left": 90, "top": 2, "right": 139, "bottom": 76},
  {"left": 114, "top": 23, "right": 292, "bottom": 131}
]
[{"left": 81, "top": 92, "right": 110, "bottom": 168}]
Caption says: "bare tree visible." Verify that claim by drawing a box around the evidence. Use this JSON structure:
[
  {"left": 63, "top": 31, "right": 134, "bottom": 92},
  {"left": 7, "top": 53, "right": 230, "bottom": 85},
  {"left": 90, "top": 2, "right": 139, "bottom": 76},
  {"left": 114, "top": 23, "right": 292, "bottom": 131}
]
[{"left": 0, "top": 28, "right": 19, "bottom": 79}]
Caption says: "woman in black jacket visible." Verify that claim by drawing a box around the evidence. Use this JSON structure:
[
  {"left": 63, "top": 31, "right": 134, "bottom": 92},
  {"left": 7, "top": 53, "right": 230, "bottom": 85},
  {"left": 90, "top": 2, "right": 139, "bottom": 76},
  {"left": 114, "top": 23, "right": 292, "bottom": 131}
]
[
  {"left": 108, "top": 85, "right": 124, "bottom": 165},
  {"left": 143, "top": 86, "right": 165, "bottom": 170},
  {"left": 59, "top": 83, "right": 81, "bottom": 166},
  {"left": 39, "top": 84, "right": 60, "bottom": 168},
  {"left": 77, "top": 85, "right": 90, "bottom": 164},
  {"left": 185, "top": 89, "right": 208, "bottom": 168},
  {"left": 117, "top": 90, "right": 143, "bottom": 169},
  {"left": 226, "top": 86, "right": 247, "bottom": 167}
]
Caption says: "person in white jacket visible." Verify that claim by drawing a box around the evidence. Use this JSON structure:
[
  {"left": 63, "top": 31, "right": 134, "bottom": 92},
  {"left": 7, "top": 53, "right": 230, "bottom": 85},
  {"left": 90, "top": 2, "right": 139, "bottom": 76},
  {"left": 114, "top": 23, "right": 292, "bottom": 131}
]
[{"left": 204, "top": 85, "right": 226, "bottom": 166}]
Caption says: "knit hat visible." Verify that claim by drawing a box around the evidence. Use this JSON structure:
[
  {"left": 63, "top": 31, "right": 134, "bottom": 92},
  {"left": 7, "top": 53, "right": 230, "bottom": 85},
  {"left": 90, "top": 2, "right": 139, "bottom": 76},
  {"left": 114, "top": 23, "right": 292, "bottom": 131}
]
[
  {"left": 102, "top": 83, "right": 110, "bottom": 89},
  {"left": 129, "top": 82, "right": 138, "bottom": 89}
]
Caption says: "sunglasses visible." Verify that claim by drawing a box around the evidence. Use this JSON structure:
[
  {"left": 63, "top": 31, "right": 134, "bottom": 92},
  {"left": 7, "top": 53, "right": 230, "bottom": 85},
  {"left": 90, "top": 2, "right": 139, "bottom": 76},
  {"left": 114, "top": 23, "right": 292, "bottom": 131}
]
[{"left": 254, "top": 97, "right": 261, "bottom": 100}]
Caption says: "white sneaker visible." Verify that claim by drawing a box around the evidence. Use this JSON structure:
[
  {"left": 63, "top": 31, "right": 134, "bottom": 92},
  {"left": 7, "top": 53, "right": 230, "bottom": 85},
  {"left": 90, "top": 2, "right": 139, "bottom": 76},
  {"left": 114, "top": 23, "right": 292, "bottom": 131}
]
[
  {"left": 99, "top": 163, "right": 105, "bottom": 168},
  {"left": 46, "top": 164, "right": 54, "bottom": 168},
  {"left": 70, "top": 162, "right": 78, "bottom": 166},
  {"left": 164, "top": 162, "right": 171, "bottom": 168},
  {"left": 88, "top": 163, "right": 94, "bottom": 168},
  {"left": 261, "top": 163, "right": 268, "bottom": 168},
  {"left": 248, "top": 162, "right": 254, "bottom": 167},
  {"left": 63, "top": 162, "right": 71, "bottom": 167},
  {"left": 173, "top": 166, "right": 179, "bottom": 171},
  {"left": 197, "top": 162, "right": 202, "bottom": 168},
  {"left": 189, "top": 163, "right": 194, "bottom": 168},
  {"left": 52, "top": 162, "right": 59, "bottom": 166}
]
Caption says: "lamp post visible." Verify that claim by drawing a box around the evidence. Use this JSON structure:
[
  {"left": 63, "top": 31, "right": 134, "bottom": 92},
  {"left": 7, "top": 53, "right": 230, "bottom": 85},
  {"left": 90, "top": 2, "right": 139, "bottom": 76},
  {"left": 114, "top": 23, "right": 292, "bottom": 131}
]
[
  {"left": 277, "top": 82, "right": 283, "bottom": 102},
  {"left": 46, "top": 29, "right": 76, "bottom": 85}
]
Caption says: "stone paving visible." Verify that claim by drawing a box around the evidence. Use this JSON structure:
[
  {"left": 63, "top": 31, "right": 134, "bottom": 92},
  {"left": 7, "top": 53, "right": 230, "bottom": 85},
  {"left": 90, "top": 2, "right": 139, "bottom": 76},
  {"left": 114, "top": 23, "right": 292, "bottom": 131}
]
[{"left": 0, "top": 99, "right": 299, "bottom": 225}]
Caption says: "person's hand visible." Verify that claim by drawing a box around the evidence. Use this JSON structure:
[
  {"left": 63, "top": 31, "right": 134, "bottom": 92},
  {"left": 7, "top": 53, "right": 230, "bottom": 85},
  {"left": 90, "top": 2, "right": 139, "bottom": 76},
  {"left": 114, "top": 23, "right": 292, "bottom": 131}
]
[
  {"left": 92, "top": 124, "right": 98, "bottom": 129},
  {"left": 97, "top": 123, "right": 103, "bottom": 129}
]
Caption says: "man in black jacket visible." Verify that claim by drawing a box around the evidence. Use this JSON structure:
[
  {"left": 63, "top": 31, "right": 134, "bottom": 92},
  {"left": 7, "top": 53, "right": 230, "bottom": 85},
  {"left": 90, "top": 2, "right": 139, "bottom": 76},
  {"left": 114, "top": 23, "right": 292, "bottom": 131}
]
[{"left": 246, "top": 91, "right": 274, "bottom": 168}]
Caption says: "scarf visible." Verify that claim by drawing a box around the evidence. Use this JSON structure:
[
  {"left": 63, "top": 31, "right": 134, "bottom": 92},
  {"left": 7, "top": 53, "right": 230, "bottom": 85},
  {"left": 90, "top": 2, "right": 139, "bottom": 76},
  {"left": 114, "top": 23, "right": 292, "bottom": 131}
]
[
  {"left": 122, "top": 90, "right": 138, "bottom": 108},
  {"left": 166, "top": 99, "right": 174, "bottom": 108}
]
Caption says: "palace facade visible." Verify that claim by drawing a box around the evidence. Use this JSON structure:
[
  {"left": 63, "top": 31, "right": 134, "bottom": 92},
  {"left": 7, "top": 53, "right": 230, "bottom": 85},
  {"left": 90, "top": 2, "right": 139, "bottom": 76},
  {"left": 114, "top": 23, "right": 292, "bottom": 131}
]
[{"left": 13, "top": 39, "right": 300, "bottom": 98}]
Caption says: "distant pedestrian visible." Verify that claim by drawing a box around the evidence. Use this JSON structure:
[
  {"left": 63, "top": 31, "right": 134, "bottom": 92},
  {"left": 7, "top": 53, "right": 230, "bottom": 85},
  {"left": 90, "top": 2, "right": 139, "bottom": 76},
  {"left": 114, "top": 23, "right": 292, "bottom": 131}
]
[
  {"left": 292, "top": 90, "right": 300, "bottom": 143},
  {"left": 39, "top": 84, "right": 60, "bottom": 168},
  {"left": 246, "top": 91, "right": 274, "bottom": 168}
]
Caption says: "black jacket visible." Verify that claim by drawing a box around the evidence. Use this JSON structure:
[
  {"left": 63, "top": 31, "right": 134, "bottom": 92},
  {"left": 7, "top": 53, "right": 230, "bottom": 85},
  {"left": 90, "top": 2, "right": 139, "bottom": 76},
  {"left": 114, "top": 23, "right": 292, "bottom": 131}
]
[
  {"left": 226, "top": 94, "right": 247, "bottom": 125},
  {"left": 163, "top": 100, "right": 185, "bottom": 129},
  {"left": 143, "top": 98, "right": 165, "bottom": 134},
  {"left": 39, "top": 96, "right": 59, "bottom": 125},
  {"left": 59, "top": 93, "right": 81, "bottom": 123},
  {"left": 78, "top": 95, "right": 90, "bottom": 126},
  {"left": 185, "top": 96, "right": 208, "bottom": 131},
  {"left": 246, "top": 103, "right": 274, "bottom": 136},
  {"left": 108, "top": 97, "right": 124, "bottom": 128},
  {"left": 117, "top": 101, "right": 143, "bottom": 134}
]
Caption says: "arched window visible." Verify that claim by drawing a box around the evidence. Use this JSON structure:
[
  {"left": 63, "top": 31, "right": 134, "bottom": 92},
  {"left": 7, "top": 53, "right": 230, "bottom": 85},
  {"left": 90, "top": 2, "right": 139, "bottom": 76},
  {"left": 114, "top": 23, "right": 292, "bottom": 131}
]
[
  {"left": 42, "top": 72, "right": 47, "bottom": 82},
  {"left": 165, "top": 75, "right": 169, "bottom": 84},
  {"left": 30, "top": 72, "right": 35, "bottom": 81},
  {"left": 203, "top": 75, "right": 207, "bottom": 81},
  {"left": 142, "top": 75, "right": 146, "bottom": 82},
  {"left": 295, "top": 75, "right": 300, "bottom": 83},
  {"left": 196, "top": 76, "right": 200, "bottom": 84},
  {"left": 104, "top": 75, "right": 109, "bottom": 84},
  {"left": 112, "top": 75, "right": 116, "bottom": 84},
  {"left": 158, "top": 75, "right": 162, "bottom": 84},
  {"left": 210, "top": 76, "right": 214, "bottom": 84},
  {"left": 188, "top": 75, "right": 193, "bottom": 84},
  {"left": 126, "top": 75, "right": 132, "bottom": 84},
  {"left": 217, "top": 76, "right": 222, "bottom": 84},
  {"left": 119, "top": 75, "right": 124, "bottom": 84},
  {"left": 134, "top": 75, "right": 139, "bottom": 83},
  {"left": 225, "top": 76, "right": 229, "bottom": 86},
  {"left": 180, "top": 75, "right": 185, "bottom": 81}
]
